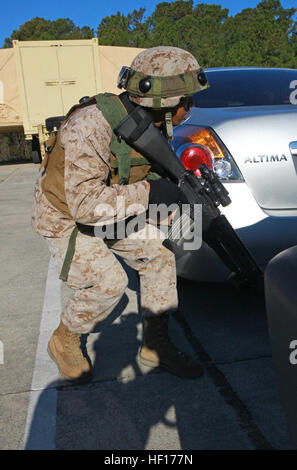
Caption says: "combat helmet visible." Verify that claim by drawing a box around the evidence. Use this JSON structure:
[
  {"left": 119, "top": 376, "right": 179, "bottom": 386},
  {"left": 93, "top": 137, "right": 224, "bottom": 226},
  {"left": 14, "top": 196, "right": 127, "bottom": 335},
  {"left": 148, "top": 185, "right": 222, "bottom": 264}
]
[
  {"left": 118, "top": 46, "right": 209, "bottom": 108},
  {"left": 117, "top": 46, "right": 209, "bottom": 137}
]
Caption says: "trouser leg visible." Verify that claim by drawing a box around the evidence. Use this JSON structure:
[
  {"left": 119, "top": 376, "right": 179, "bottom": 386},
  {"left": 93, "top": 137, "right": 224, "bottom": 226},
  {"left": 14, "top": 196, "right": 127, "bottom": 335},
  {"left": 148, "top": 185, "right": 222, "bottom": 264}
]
[
  {"left": 45, "top": 227, "right": 202, "bottom": 378},
  {"left": 46, "top": 224, "right": 177, "bottom": 332},
  {"left": 109, "top": 229, "right": 203, "bottom": 378},
  {"left": 45, "top": 232, "right": 128, "bottom": 334},
  {"left": 109, "top": 230, "right": 178, "bottom": 316}
]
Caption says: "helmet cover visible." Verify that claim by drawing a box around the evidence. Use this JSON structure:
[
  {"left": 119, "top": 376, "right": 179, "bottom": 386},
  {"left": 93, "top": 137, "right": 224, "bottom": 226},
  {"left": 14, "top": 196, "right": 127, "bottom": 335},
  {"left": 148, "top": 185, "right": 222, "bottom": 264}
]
[{"left": 118, "top": 46, "right": 209, "bottom": 109}]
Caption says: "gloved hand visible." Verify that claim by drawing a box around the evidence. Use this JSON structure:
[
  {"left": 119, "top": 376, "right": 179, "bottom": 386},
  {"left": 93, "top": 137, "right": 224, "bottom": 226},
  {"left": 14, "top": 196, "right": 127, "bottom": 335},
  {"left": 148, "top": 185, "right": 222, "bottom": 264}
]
[{"left": 148, "top": 178, "right": 183, "bottom": 206}]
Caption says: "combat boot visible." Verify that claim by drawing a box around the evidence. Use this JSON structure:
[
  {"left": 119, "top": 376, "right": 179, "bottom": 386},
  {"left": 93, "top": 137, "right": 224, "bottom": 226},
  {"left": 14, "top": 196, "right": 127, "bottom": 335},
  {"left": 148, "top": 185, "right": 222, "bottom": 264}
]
[
  {"left": 48, "top": 321, "right": 92, "bottom": 383},
  {"left": 139, "top": 314, "right": 203, "bottom": 379}
]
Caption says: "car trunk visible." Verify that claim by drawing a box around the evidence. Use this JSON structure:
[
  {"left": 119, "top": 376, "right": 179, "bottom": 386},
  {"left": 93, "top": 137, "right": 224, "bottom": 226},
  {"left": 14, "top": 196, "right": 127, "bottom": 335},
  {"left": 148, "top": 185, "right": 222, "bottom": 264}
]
[{"left": 187, "top": 105, "right": 297, "bottom": 210}]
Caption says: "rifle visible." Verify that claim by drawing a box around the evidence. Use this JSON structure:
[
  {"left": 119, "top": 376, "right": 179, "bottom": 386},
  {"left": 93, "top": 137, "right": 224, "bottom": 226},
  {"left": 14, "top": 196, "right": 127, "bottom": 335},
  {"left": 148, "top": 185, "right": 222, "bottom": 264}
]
[{"left": 114, "top": 105, "right": 264, "bottom": 292}]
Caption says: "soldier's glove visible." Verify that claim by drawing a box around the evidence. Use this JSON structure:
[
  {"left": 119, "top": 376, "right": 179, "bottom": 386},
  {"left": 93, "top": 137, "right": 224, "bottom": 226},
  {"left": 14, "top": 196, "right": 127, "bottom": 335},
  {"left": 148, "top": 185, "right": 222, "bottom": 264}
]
[{"left": 148, "top": 178, "right": 184, "bottom": 206}]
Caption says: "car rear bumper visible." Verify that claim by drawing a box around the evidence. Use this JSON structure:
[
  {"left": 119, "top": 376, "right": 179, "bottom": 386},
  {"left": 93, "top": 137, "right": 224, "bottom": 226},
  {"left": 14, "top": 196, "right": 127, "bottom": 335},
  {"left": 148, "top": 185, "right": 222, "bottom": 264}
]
[{"left": 174, "top": 182, "right": 297, "bottom": 282}]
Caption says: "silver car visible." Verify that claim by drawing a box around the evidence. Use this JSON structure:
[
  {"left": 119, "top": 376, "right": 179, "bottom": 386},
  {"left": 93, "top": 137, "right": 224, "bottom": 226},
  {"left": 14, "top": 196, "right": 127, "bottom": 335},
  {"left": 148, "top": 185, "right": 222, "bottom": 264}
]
[{"left": 172, "top": 67, "right": 297, "bottom": 282}]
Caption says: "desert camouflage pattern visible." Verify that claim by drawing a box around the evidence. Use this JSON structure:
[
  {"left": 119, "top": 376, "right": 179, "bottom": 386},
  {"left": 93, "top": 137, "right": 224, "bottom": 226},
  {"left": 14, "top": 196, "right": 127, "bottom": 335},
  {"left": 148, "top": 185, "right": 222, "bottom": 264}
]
[
  {"left": 46, "top": 229, "right": 177, "bottom": 334},
  {"left": 32, "top": 104, "right": 178, "bottom": 334},
  {"left": 128, "top": 46, "right": 200, "bottom": 108},
  {"left": 32, "top": 105, "right": 150, "bottom": 237}
]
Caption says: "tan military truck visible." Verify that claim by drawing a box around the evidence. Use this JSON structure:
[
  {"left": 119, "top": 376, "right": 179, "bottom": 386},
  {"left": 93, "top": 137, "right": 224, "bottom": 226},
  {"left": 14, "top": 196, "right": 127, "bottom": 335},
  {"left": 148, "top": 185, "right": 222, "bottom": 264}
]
[{"left": 0, "top": 38, "right": 144, "bottom": 162}]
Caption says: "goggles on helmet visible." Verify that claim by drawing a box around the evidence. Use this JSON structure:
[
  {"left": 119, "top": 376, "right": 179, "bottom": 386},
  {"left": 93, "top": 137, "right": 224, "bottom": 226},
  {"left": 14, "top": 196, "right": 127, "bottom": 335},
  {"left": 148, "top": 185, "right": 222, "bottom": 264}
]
[
  {"left": 117, "top": 67, "right": 209, "bottom": 108},
  {"left": 117, "top": 66, "right": 133, "bottom": 89}
]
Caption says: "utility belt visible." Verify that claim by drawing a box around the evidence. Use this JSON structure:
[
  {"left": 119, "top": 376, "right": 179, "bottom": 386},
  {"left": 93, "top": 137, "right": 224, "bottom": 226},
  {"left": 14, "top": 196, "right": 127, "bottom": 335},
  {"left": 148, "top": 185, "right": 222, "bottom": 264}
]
[
  {"left": 59, "top": 216, "right": 144, "bottom": 282},
  {"left": 76, "top": 217, "right": 139, "bottom": 238},
  {"left": 76, "top": 223, "right": 96, "bottom": 237}
]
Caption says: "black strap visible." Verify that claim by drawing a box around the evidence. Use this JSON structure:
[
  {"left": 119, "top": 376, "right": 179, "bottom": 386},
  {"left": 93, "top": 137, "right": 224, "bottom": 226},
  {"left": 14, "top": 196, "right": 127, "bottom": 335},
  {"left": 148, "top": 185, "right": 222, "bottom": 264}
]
[
  {"left": 118, "top": 92, "right": 137, "bottom": 114},
  {"left": 76, "top": 216, "right": 143, "bottom": 240},
  {"left": 76, "top": 223, "right": 95, "bottom": 237},
  {"left": 130, "top": 113, "right": 153, "bottom": 142},
  {"left": 118, "top": 92, "right": 154, "bottom": 142}
]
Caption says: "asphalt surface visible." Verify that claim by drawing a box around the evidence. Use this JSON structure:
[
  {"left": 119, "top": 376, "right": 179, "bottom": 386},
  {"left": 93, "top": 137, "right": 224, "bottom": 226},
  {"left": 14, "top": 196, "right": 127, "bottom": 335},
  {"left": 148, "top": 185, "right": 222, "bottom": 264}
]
[{"left": 0, "top": 162, "right": 294, "bottom": 450}]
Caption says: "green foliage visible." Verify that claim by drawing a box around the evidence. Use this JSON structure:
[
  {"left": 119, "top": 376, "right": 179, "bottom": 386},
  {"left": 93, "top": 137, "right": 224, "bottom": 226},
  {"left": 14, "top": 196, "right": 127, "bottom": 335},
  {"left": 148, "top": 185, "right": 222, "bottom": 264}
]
[
  {"left": 97, "top": 9, "right": 149, "bottom": 47},
  {"left": 3, "top": 17, "right": 94, "bottom": 48},
  {"left": 223, "top": 0, "right": 297, "bottom": 67},
  {"left": 2, "top": 1, "right": 297, "bottom": 67},
  {"left": 2, "top": 1, "right": 296, "bottom": 161},
  {"left": 0, "top": 132, "right": 31, "bottom": 162},
  {"left": 96, "top": 0, "right": 297, "bottom": 67}
]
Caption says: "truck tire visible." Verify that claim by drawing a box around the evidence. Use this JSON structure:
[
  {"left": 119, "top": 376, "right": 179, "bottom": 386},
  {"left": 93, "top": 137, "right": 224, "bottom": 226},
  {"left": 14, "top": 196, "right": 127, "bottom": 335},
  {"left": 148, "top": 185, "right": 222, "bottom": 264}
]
[
  {"left": 32, "top": 135, "right": 42, "bottom": 164},
  {"left": 32, "top": 150, "right": 41, "bottom": 164},
  {"left": 45, "top": 116, "right": 65, "bottom": 132}
]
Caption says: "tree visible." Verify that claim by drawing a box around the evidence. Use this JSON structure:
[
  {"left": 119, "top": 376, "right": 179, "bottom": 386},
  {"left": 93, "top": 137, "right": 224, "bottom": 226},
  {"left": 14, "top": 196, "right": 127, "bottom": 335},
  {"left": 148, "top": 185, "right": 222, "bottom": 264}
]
[
  {"left": 145, "top": 1, "right": 195, "bottom": 48},
  {"left": 3, "top": 17, "right": 94, "bottom": 48},
  {"left": 97, "top": 9, "right": 149, "bottom": 48},
  {"left": 223, "top": 0, "right": 297, "bottom": 67},
  {"left": 142, "top": 1, "right": 229, "bottom": 67},
  {"left": 191, "top": 3, "right": 230, "bottom": 66},
  {"left": 95, "top": 1, "right": 230, "bottom": 67},
  {"left": 3, "top": 0, "right": 297, "bottom": 67}
]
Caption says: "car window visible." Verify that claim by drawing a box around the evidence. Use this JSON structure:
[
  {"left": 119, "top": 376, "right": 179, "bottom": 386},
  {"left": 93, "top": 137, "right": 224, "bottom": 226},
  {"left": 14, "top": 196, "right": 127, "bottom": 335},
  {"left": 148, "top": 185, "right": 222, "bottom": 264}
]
[{"left": 194, "top": 69, "right": 297, "bottom": 108}]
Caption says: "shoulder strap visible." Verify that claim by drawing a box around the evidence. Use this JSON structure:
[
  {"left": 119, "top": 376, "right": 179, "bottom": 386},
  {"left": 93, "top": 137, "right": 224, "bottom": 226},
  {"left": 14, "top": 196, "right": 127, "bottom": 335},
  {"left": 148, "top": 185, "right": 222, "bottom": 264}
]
[
  {"left": 96, "top": 92, "right": 149, "bottom": 184},
  {"left": 95, "top": 93, "right": 131, "bottom": 183}
]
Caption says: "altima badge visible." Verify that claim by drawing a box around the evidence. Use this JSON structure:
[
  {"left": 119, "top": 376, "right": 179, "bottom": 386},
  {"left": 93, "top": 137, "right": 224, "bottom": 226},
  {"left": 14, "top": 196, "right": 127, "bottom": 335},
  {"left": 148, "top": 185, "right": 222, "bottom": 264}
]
[{"left": 244, "top": 155, "right": 288, "bottom": 163}]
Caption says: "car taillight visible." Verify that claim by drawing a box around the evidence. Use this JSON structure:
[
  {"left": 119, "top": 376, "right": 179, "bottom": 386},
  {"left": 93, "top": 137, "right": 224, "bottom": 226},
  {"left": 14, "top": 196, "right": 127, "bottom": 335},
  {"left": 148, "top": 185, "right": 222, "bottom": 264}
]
[
  {"left": 180, "top": 145, "right": 213, "bottom": 177},
  {"left": 174, "top": 125, "right": 243, "bottom": 181},
  {"left": 189, "top": 128, "right": 225, "bottom": 159}
]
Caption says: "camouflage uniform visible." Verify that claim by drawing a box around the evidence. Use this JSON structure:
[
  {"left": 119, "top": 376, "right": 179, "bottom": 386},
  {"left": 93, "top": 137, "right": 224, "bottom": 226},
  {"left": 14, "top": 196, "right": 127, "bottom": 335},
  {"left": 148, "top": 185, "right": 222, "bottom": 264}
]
[
  {"left": 32, "top": 104, "right": 178, "bottom": 334},
  {"left": 33, "top": 46, "right": 207, "bottom": 380}
]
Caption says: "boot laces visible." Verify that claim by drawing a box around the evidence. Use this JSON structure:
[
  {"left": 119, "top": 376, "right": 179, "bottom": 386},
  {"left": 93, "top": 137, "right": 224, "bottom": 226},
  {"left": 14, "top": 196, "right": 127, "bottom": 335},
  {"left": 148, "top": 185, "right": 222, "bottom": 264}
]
[
  {"left": 65, "top": 332, "right": 85, "bottom": 362},
  {"left": 155, "top": 319, "right": 190, "bottom": 360}
]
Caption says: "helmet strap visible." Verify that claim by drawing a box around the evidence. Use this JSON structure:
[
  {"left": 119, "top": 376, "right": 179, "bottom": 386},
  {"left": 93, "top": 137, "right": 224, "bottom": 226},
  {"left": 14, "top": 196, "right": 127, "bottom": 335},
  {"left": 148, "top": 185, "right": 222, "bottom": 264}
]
[{"left": 165, "top": 112, "right": 173, "bottom": 140}]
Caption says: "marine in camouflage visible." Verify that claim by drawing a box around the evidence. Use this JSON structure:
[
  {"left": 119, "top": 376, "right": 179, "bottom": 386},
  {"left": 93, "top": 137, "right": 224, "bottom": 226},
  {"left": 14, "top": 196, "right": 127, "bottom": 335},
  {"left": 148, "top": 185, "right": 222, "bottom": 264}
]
[{"left": 32, "top": 104, "right": 178, "bottom": 334}]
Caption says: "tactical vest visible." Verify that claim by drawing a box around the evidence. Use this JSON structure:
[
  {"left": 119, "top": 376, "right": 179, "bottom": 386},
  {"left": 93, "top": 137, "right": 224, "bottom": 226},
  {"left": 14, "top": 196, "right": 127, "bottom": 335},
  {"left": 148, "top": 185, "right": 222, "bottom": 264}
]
[
  {"left": 40, "top": 93, "right": 162, "bottom": 281},
  {"left": 40, "top": 93, "right": 160, "bottom": 219}
]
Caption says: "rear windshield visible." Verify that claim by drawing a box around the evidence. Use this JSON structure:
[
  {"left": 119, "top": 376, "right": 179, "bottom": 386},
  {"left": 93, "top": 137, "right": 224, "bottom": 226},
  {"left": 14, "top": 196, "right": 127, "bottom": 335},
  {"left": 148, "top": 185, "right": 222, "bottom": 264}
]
[{"left": 193, "top": 69, "right": 297, "bottom": 108}]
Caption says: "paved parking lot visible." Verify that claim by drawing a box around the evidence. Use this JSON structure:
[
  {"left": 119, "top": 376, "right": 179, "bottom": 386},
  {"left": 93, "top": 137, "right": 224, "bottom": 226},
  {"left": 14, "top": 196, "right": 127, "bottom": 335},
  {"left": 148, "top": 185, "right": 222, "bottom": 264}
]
[{"left": 0, "top": 162, "right": 294, "bottom": 450}]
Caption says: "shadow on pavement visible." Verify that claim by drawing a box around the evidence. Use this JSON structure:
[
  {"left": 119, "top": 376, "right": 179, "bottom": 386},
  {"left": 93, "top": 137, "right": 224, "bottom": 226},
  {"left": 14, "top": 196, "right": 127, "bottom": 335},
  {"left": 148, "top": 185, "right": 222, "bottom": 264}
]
[{"left": 23, "top": 266, "right": 294, "bottom": 450}]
